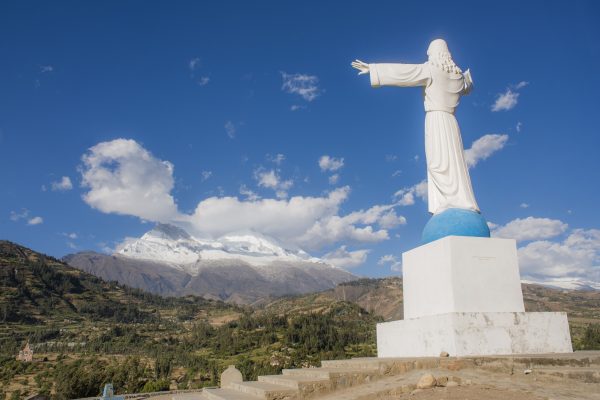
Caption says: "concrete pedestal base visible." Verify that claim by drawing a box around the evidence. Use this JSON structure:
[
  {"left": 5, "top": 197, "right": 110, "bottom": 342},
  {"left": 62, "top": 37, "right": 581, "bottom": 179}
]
[
  {"left": 377, "top": 236, "right": 573, "bottom": 358},
  {"left": 377, "top": 311, "right": 573, "bottom": 357}
]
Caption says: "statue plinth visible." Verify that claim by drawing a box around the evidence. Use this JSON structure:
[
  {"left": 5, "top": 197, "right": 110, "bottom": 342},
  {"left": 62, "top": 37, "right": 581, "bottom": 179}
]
[{"left": 377, "top": 236, "right": 573, "bottom": 357}]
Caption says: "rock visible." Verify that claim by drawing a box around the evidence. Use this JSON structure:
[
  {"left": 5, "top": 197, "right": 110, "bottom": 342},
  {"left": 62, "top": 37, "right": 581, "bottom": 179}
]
[
  {"left": 440, "top": 351, "right": 450, "bottom": 357},
  {"left": 410, "top": 388, "right": 423, "bottom": 396},
  {"left": 416, "top": 373, "right": 437, "bottom": 389},
  {"left": 446, "top": 381, "right": 459, "bottom": 387},
  {"left": 524, "top": 369, "right": 532, "bottom": 375},
  {"left": 464, "top": 379, "right": 472, "bottom": 386},
  {"left": 436, "top": 376, "right": 449, "bottom": 387},
  {"left": 220, "top": 365, "right": 243, "bottom": 388}
]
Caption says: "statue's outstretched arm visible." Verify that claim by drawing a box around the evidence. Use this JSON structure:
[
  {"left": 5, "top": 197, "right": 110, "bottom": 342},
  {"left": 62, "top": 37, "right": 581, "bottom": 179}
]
[{"left": 351, "top": 59, "right": 369, "bottom": 75}]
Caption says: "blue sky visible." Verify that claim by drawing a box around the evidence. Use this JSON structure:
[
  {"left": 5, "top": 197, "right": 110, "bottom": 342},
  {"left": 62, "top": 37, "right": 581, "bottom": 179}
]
[{"left": 1, "top": 1, "right": 600, "bottom": 285}]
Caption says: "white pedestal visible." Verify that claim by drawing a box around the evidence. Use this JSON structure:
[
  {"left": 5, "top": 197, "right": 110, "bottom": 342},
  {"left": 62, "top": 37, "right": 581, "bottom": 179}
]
[
  {"left": 377, "top": 236, "right": 573, "bottom": 357},
  {"left": 377, "top": 312, "right": 572, "bottom": 357}
]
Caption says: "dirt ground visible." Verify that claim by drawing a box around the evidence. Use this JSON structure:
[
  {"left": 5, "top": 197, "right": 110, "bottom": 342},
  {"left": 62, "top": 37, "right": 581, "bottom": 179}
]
[{"left": 384, "top": 385, "right": 547, "bottom": 400}]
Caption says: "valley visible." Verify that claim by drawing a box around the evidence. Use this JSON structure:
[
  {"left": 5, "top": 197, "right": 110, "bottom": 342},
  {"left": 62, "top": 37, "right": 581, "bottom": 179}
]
[{"left": 1, "top": 240, "right": 600, "bottom": 399}]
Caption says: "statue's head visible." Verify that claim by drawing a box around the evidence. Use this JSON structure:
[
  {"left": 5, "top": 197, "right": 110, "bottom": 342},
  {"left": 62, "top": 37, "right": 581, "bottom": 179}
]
[
  {"left": 427, "top": 39, "right": 462, "bottom": 75},
  {"left": 427, "top": 39, "right": 450, "bottom": 58}
]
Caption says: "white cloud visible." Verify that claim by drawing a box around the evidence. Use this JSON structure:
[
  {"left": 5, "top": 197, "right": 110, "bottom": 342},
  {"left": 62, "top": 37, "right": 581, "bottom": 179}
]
[
  {"left": 328, "top": 174, "right": 340, "bottom": 185},
  {"left": 318, "top": 155, "right": 344, "bottom": 172},
  {"left": 385, "top": 154, "right": 398, "bottom": 162},
  {"left": 281, "top": 72, "right": 320, "bottom": 102},
  {"left": 51, "top": 176, "right": 73, "bottom": 191},
  {"left": 184, "top": 186, "right": 404, "bottom": 251},
  {"left": 491, "top": 89, "right": 519, "bottom": 111},
  {"left": 188, "top": 58, "right": 209, "bottom": 86},
  {"left": 492, "top": 216, "right": 568, "bottom": 242},
  {"left": 323, "top": 246, "right": 369, "bottom": 269},
  {"left": 40, "top": 65, "right": 54, "bottom": 73},
  {"left": 27, "top": 216, "right": 43, "bottom": 225},
  {"left": 464, "top": 134, "right": 509, "bottom": 168},
  {"left": 492, "top": 81, "right": 528, "bottom": 112},
  {"left": 267, "top": 153, "right": 285, "bottom": 165},
  {"left": 290, "top": 104, "right": 305, "bottom": 111},
  {"left": 516, "top": 122, "right": 523, "bottom": 133},
  {"left": 254, "top": 168, "right": 293, "bottom": 199},
  {"left": 520, "top": 203, "right": 530, "bottom": 209},
  {"left": 189, "top": 58, "right": 201, "bottom": 71},
  {"left": 196, "top": 76, "right": 210, "bottom": 86},
  {"left": 515, "top": 81, "right": 529, "bottom": 89},
  {"left": 487, "top": 221, "right": 498, "bottom": 230},
  {"left": 80, "top": 138, "right": 178, "bottom": 222},
  {"left": 378, "top": 254, "right": 402, "bottom": 272},
  {"left": 239, "top": 185, "right": 260, "bottom": 201},
  {"left": 518, "top": 229, "right": 600, "bottom": 283},
  {"left": 67, "top": 232, "right": 77, "bottom": 239},
  {"left": 186, "top": 187, "right": 349, "bottom": 247},
  {"left": 224, "top": 121, "right": 236, "bottom": 139},
  {"left": 10, "top": 209, "right": 43, "bottom": 226},
  {"left": 201, "top": 170, "right": 212, "bottom": 181},
  {"left": 296, "top": 201, "right": 405, "bottom": 250},
  {"left": 378, "top": 210, "right": 407, "bottom": 229},
  {"left": 392, "top": 170, "right": 402, "bottom": 177},
  {"left": 394, "top": 180, "right": 427, "bottom": 206},
  {"left": 10, "top": 209, "right": 29, "bottom": 221}
]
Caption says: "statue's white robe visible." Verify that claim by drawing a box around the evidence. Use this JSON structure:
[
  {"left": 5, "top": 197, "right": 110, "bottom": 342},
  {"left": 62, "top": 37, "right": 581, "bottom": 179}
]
[{"left": 369, "top": 62, "right": 479, "bottom": 215}]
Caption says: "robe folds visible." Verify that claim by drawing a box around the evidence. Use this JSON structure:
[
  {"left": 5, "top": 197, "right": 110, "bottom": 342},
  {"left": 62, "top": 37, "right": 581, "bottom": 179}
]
[{"left": 369, "top": 62, "right": 479, "bottom": 215}]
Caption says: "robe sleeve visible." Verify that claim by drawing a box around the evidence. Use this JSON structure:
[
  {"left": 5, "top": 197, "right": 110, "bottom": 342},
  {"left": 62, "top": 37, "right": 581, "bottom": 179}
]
[
  {"left": 461, "top": 69, "right": 474, "bottom": 95},
  {"left": 369, "top": 63, "right": 430, "bottom": 88}
]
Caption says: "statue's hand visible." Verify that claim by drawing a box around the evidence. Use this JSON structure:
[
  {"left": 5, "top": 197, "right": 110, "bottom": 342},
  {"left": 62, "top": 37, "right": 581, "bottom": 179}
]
[{"left": 351, "top": 59, "right": 369, "bottom": 75}]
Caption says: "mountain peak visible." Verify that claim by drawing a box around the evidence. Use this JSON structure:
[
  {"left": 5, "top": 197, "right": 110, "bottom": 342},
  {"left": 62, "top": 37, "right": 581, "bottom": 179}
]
[
  {"left": 115, "top": 226, "right": 331, "bottom": 273},
  {"left": 147, "top": 223, "right": 191, "bottom": 240}
]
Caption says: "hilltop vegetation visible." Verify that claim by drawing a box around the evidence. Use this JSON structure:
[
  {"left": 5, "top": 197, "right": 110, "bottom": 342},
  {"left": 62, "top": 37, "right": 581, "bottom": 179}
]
[{"left": 0, "top": 241, "right": 378, "bottom": 399}]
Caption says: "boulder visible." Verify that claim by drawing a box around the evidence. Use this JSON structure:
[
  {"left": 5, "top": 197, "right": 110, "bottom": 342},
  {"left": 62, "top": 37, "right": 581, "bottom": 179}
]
[
  {"left": 416, "top": 373, "right": 437, "bottom": 389},
  {"left": 436, "top": 376, "right": 449, "bottom": 387}
]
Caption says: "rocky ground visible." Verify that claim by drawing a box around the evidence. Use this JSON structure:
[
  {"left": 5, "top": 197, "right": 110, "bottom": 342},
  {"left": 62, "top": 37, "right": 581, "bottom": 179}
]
[{"left": 317, "top": 366, "right": 600, "bottom": 400}]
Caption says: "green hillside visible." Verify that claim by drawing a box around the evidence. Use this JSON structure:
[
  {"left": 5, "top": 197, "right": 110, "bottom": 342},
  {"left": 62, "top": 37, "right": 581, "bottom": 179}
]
[{"left": 0, "top": 241, "right": 379, "bottom": 400}]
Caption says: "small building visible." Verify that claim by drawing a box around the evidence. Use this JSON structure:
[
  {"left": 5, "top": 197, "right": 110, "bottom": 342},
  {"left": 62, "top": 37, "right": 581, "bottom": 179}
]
[{"left": 16, "top": 342, "right": 33, "bottom": 362}]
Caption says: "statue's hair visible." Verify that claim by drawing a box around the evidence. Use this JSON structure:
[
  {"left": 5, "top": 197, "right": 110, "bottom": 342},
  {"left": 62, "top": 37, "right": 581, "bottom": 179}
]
[{"left": 429, "top": 51, "right": 462, "bottom": 75}]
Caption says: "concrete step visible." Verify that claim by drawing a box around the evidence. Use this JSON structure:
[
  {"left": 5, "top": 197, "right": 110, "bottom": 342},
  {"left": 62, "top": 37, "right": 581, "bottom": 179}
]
[
  {"left": 321, "top": 358, "right": 382, "bottom": 369},
  {"left": 534, "top": 367, "right": 600, "bottom": 383},
  {"left": 227, "top": 381, "right": 297, "bottom": 400},
  {"left": 202, "top": 388, "right": 261, "bottom": 400},
  {"left": 282, "top": 367, "right": 379, "bottom": 379},
  {"left": 257, "top": 374, "right": 331, "bottom": 390}
]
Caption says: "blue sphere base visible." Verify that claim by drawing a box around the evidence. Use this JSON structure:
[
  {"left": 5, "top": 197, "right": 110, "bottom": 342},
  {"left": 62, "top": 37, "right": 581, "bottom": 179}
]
[{"left": 422, "top": 208, "right": 490, "bottom": 245}]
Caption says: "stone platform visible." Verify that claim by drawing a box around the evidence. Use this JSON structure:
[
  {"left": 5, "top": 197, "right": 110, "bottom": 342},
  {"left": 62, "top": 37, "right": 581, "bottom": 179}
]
[{"left": 194, "top": 352, "right": 600, "bottom": 400}]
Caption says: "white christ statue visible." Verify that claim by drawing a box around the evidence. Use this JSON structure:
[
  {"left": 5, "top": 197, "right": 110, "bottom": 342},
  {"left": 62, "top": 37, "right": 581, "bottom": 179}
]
[{"left": 352, "top": 39, "right": 478, "bottom": 216}]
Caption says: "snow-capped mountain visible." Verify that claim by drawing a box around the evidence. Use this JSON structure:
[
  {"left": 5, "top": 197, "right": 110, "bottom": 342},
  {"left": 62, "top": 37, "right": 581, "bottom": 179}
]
[
  {"left": 522, "top": 278, "right": 600, "bottom": 291},
  {"left": 65, "top": 224, "right": 356, "bottom": 303},
  {"left": 117, "top": 224, "right": 327, "bottom": 274}
]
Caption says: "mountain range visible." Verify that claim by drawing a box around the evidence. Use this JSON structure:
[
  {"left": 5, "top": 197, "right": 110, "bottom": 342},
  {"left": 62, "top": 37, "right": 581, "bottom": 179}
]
[{"left": 64, "top": 224, "right": 356, "bottom": 304}]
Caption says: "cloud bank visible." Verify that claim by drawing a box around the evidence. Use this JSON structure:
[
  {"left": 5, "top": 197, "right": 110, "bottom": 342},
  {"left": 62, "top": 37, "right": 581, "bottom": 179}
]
[{"left": 80, "top": 139, "right": 405, "bottom": 252}]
